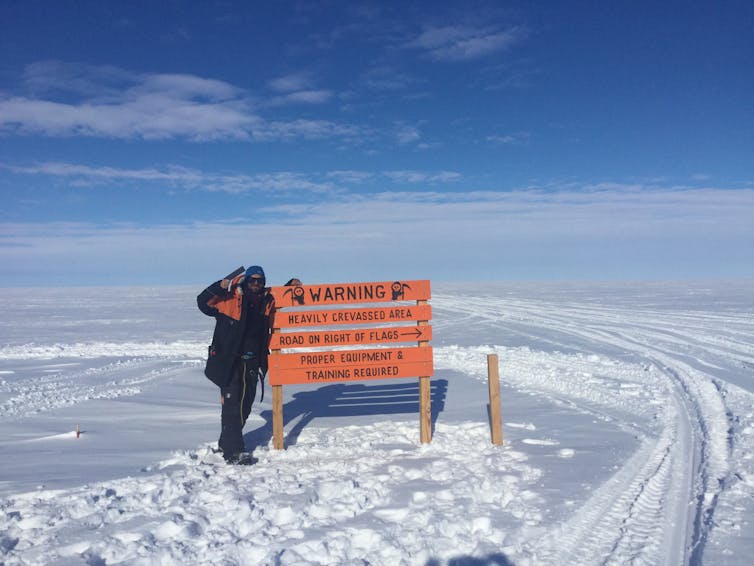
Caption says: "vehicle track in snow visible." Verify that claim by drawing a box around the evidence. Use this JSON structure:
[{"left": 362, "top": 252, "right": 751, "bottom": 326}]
[
  {"left": 433, "top": 290, "right": 754, "bottom": 565},
  {"left": 0, "top": 358, "right": 199, "bottom": 420}
]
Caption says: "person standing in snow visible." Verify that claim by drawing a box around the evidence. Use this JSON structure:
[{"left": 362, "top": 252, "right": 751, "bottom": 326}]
[{"left": 197, "top": 266, "right": 275, "bottom": 464}]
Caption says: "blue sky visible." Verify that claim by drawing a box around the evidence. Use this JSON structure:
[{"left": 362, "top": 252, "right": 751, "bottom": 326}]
[{"left": 1, "top": 0, "right": 752, "bottom": 286}]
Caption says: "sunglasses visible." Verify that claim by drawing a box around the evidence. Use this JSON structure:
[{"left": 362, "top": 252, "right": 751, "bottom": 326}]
[{"left": 247, "top": 277, "right": 264, "bottom": 285}]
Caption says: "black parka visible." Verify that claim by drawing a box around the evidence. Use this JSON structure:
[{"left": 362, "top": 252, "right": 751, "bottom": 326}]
[{"left": 197, "top": 278, "right": 275, "bottom": 387}]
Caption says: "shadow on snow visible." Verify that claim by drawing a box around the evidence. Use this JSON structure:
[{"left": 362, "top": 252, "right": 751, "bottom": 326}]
[
  {"left": 427, "top": 555, "right": 515, "bottom": 566},
  {"left": 246, "top": 379, "right": 448, "bottom": 450}
]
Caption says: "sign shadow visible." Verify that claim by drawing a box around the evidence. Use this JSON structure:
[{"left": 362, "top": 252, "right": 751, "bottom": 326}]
[{"left": 248, "top": 379, "right": 447, "bottom": 450}]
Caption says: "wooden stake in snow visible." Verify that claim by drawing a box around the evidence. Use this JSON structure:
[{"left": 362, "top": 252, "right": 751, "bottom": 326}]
[
  {"left": 487, "top": 354, "right": 503, "bottom": 446},
  {"left": 76, "top": 424, "right": 81, "bottom": 438},
  {"left": 418, "top": 298, "right": 432, "bottom": 444}
]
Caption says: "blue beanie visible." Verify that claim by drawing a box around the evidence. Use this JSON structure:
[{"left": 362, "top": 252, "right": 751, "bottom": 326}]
[{"left": 245, "top": 265, "right": 265, "bottom": 279}]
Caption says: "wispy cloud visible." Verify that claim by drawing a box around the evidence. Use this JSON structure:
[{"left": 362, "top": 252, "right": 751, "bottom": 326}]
[
  {"left": 267, "top": 72, "right": 314, "bottom": 93},
  {"left": 325, "top": 170, "right": 376, "bottom": 184},
  {"left": 406, "top": 25, "right": 527, "bottom": 61},
  {"left": 4, "top": 162, "right": 202, "bottom": 184},
  {"left": 0, "top": 61, "right": 356, "bottom": 142},
  {"left": 3, "top": 162, "right": 336, "bottom": 194},
  {"left": 324, "top": 170, "right": 462, "bottom": 185},
  {"left": 267, "top": 90, "right": 333, "bottom": 107},
  {"left": 382, "top": 171, "right": 461, "bottom": 184},
  {"left": 691, "top": 173, "right": 712, "bottom": 182},
  {"left": 265, "top": 72, "right": 333, "bottom": 106},
  {"left": 250, "top": 119, "right": 362, "bottom": 141},
  {"left": 395, "top": 124, "right": 422, "bottom": 145},
  {"left": 2, "top": 184, "right": 751, "bottom": 284},
  {"left": 487, "top": 132, "right": 531, "bottom": 145},
  {"left": 0, "top": 95, "right": 256, "bottom": 140},
  {"left": 267, "top": 184, "right": 754, "bottom": 228},
  {"left": 3, "top": 161, "right": 463, "bottom": 193}
]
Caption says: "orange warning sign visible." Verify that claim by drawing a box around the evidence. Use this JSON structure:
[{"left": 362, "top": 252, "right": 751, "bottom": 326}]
[
  {"left": 269, "top": 346, "right": 434, "bottom": 385},
  {"left": 270, "top": 325, "right": 432, "bottom": 349},
  {"left": 274, "top": 304, "right": 432, "bottom": 329},
  {"left": 270, "top": 280, "right": 430, "bottom": 307}
]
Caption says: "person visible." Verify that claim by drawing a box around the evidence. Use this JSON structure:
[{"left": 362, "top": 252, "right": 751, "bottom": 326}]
[{"left": 197, "top": 265, "right": 275, "bottom": 464}]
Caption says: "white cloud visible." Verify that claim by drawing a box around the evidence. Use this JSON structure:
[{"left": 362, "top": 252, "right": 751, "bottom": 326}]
[
  {"left": 382, "top": 170, "right": 461, "bottom": 184},
  {"left": 2, "top": 184, "right": 752, "bottom": 285},
  {"left": 326, "top": 170, "right": 376, "bottom": 184},
  {"left": 5, "top": 162, "right": 200, "bottom": 184},
  {"left": 4, "top": 161, "right": 465, "bottom": 193},
  {"left": 264, "top": 72, "right": 333, "bottom": 107},
  {"left": 3, "top": 162, "right": 336, "bottom": 194},
  {"left": 268, "top": 72, "right": 314, "bottom": 93},
  {"left": 267, "top": 90, "right": 333, "bottom": 107},
  {"left": 0, "top": 62, "right": 356, "bottom": 142},
  {"left": 407, "top": 25, "right": 527, "bottom": 61},
  {"left": 204, "top": 172, "right": 337, "bottom": 194},
  {"left": 395, "top": 124, "right": 421, "bottom": 145},
  {"left": 0, "top": 93, "right": 254, "bottom": 141},
  {"left": 128, "top": 73, "right": 242, "bottom": 101},
  {"left": 487, "top": 132, "right": 531, "bottom": 145},
  {"left": 252, "top": 119, "right": 362, "bottom": 141}
]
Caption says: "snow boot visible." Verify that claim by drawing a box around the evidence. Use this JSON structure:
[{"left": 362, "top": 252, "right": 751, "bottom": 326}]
[{"left": 224, "top": 451, "right": 256, "bottom": 465}]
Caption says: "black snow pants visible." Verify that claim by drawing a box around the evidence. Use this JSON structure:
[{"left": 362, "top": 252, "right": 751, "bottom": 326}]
[{"left": 218, "top": 355, "right": 259, "bottom": 459}]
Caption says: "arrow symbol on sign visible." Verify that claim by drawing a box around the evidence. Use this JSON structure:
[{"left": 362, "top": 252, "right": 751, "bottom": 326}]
[{"left": 400, "top": 328, "right": 424, "bottom": 338}]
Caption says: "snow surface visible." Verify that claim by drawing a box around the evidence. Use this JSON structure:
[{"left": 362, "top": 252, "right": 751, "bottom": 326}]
[{"left": 1, "top": 281, "right": 752, "bottom": 565}]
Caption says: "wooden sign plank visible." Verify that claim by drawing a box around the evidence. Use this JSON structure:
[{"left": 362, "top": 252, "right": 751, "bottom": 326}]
[
  {"left": 270, "top": 280, "right": 431, "bottom": 307},
  {"left": 269, "top": 346, "right": 433, "bottom": 385},
  {"left": 270, "top": 346, "right": 432, "bottom": 370},
  {"left": 270, "top": 361, "right": 433, "bottom": 385},
  {"left": 270, "top": 325, "right": 432, "bottom": 349},
  {"left": 273, "top": 304, "right": 432, "bottom": 329}
]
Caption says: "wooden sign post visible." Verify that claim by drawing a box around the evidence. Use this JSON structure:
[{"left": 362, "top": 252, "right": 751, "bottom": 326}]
[
  {"left": 268, "top": 280, "right": 433, "bottom": 449},
  {"left": 487, "top": 354, "right": 503, "bottom": 445}
]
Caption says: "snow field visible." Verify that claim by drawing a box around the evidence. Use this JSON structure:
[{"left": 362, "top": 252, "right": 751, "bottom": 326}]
[
  {"left": 2, "top": 421, "right": 545, "bottom": 565},
  {"left": 1, "top": 281, "right": 752, "bottom": 564}
]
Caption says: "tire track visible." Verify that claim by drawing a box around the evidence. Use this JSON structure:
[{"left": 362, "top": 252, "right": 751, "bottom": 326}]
[
  {"left": 0, "top": 359, "right": 197, "bottom": 420},
  {"left": 433, "top": 292, "right": 745, "bottom": 564}
]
